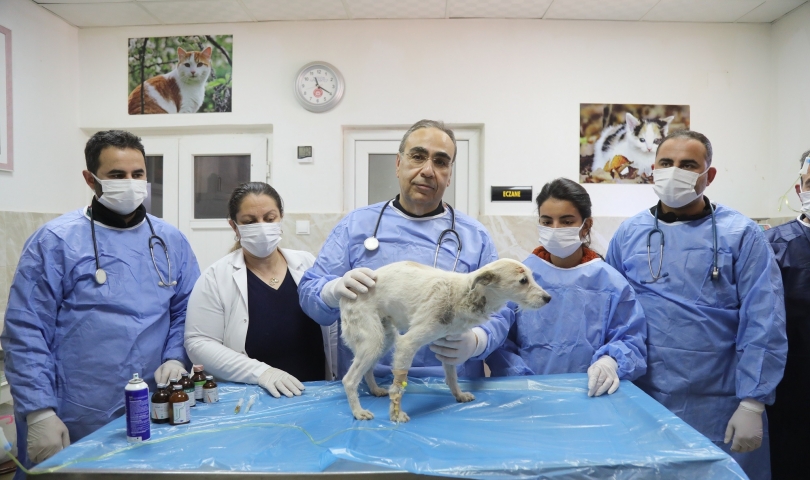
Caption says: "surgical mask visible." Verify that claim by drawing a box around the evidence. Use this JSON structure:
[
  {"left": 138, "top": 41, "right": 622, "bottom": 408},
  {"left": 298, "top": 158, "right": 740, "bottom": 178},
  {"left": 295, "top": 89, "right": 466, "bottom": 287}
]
[
  {"left": 92, "top": 174, "right": 148, "bottom": 215},
  {"left": 800, "top": 184, "right": 810, "bottom": 214},
  {"left": 237, "top": 222, "right": 282, "bottom": 258},
  {"left": 537, "top": 223, "right": 585, "bottom": 259},
  {"left": 653, "top": 167, "right": 708, "bottom": 208}
]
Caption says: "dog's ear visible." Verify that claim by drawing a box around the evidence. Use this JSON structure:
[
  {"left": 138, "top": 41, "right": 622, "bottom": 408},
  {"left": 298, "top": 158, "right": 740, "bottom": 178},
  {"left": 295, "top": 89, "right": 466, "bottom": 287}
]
[{"left": 471, "top": 271, "right": 497, "bottom": 290}]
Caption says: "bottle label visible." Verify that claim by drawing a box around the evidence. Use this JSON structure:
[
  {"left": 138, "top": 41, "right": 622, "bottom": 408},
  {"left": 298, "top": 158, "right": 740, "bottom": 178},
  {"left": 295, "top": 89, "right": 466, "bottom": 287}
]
[
  {"left": 185, "top": 388, "right": 196, "bottom": 407},
  {"left": 194, "top": 383, "right": 205, "bottom": 400},
  {"left": 151, "top": 402, "right": 169, "bottom": 420},
  {"left": 204, "top": 388, "right": 219, "bottom": 403},
  {"left": 125, "top": 387, "right": 151, "bottom": 441},
  {"left": 172, "top": 402, "right": 189, "bottom": 424}
]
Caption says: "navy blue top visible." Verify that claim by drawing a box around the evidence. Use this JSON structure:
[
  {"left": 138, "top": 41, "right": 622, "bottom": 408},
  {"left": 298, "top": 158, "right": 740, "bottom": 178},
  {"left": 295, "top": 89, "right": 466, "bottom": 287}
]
[{"left": 245, "top": 268, "right": 325, "bottom": 381}]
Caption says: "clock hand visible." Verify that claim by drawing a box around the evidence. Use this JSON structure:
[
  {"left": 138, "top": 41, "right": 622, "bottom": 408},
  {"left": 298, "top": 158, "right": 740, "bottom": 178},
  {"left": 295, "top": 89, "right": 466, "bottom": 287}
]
[
  {"left": 318, "top": 86, "right": 333, "bottom": 95},
  {"left": 313, "top": 75, "right": 321, "bottom": 87}
]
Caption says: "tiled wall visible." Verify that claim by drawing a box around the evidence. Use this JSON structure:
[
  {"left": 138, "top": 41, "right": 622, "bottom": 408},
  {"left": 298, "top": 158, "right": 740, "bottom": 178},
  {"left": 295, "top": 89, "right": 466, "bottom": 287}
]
[{"left": 0, "top": 212, "right": 62, "bottom": 329}]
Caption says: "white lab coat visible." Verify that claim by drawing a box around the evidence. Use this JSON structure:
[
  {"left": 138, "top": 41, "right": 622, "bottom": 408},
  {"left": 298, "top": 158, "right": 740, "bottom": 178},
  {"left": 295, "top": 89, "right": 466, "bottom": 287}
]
[{"left": 184, "top": 248, "right": 338, "bottom": 384}]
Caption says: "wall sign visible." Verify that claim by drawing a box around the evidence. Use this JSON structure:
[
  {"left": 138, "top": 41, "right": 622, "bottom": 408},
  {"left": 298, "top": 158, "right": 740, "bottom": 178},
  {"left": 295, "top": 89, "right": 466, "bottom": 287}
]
[{"left": 491, "top": 186, "right": 532, "bottom": 202}]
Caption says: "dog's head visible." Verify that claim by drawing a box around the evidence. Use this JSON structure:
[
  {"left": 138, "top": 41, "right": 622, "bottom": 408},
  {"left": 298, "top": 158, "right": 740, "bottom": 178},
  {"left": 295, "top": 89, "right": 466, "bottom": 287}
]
[{"left": 469, "top": 259, "right": 551, "bottom": 313}]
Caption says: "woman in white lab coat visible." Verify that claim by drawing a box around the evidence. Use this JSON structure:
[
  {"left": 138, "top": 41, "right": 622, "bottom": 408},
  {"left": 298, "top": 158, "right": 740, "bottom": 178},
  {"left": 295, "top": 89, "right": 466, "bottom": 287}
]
[{"left": 185, "top": 182, "right": 337, "bottom": 397}]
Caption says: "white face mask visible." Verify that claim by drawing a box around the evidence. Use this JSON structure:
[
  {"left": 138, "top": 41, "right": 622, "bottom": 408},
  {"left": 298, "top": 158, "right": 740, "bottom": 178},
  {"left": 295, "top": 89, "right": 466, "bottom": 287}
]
[
  {"left": 800, "top": 183, "right": 810, "bottom": 214},
  {"left": 237, "top": 222, "right": 282, "bottom": 258},
  {"left": 653, "top": 167, "right": 708, "bottom": 209},
  {"left": 537, "top": 223, "right": 585, "bottom": 259},
  {"left": 92, "top": 174, "right": 148, "bottom": 215}
]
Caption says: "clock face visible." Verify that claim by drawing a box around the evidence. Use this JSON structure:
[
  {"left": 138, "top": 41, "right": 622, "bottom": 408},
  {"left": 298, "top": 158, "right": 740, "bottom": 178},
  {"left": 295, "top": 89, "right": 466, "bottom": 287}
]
[{"left": 295, "top": 62, "right": 344, "bottom": 112}]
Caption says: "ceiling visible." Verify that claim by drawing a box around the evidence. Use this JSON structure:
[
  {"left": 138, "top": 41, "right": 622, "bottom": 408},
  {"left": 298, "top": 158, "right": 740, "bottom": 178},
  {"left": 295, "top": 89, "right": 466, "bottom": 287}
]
[{"left": 33, "top": 0, "right": 809, "bottom": 28}]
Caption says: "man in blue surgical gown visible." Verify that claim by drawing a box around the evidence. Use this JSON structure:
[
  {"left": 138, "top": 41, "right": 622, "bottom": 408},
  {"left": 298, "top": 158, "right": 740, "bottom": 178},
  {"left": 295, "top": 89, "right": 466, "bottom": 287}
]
[
  {"left": 764, "top": 150, "right": 810, "bottom": 480},
  {"left": 1, "top": 130, "right": 200, "bottom": 476},
  {"left": 606, "top": 130, "right": 787, "bottom": 480},
  {"left": 299, "top": 119, "right": 507, "bottom": 379}
]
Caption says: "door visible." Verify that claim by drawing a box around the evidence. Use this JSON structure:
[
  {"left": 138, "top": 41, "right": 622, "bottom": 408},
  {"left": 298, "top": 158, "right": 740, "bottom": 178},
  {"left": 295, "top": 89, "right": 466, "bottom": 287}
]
[
  {"left": 140, "top": 136, "right": 179, "bottom": 226},
  {"left": 178, "top": 135, "right": 268, "bottom": 271}
]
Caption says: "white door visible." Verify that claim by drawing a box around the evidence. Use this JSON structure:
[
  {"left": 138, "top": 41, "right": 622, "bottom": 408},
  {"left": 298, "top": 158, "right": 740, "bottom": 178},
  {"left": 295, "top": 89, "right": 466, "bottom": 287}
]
[
  {"left": 178, "top": 135, "right": 269, "bottom": 271},
  {"left": 141, "top": 136, "right": 180, "bottom": 226},
  {"left": 346, "top": 129, "right": 478, "bottom": 215}
]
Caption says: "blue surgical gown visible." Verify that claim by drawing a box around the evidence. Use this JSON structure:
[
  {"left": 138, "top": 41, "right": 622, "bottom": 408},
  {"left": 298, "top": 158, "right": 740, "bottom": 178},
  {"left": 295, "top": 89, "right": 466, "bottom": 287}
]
[
  {"left": 764, "top": 216, "right": 810, "bottom": 480},
  {"left": 298, "top": 202, "right": 507, "bottom": 379},
  {"left": 487, "top": 255, "right": 647, "bottom": 381},
  {"left": 1, "top": 209, "right": 199, "bottom": 475},
  {"left": 606, "top": 204, "right": 786, "bottom": 480}
]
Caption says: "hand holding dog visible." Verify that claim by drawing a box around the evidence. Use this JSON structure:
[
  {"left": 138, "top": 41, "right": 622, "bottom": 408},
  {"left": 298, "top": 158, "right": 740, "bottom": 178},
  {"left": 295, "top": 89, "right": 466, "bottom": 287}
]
[
  {"left": 321, "top": 268, "right": 377, "bottom": 308},
  {"left": 430, "top": 328, "right": 486, "bottom": 365}
]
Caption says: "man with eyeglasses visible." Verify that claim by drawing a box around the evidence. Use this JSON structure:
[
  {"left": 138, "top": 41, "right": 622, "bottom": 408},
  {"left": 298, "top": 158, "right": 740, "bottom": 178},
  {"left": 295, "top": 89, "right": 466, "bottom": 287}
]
[
  {"left": 299, "top": 119, "right": 508, "bottom": 382},
  {"left": 605, "top": 130, "right": 786, "bottom": 480}
]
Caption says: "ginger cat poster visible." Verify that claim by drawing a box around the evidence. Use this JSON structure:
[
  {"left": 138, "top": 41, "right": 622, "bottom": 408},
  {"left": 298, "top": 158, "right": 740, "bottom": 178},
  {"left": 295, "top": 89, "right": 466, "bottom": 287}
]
[{"left": 128, "top": 35, "right": 233, "bottom": 115}]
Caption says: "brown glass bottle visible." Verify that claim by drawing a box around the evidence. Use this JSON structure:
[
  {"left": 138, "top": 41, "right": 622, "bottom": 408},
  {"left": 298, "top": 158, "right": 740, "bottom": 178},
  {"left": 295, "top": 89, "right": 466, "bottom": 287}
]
[
  {"left": 191, "top": 365, "right": 206, "bottom": 403},
  {"left": 180, "top": 373, "right": 196, "bottom": 407},
  {"left": 150, "top": 383, "right": 170, "bottom": 424},
  {"left": 169, "top": 385, "right": 190, "bottom": 425},
  {"left": 203, "top": 375, "right": 218, "bottom": 403}
]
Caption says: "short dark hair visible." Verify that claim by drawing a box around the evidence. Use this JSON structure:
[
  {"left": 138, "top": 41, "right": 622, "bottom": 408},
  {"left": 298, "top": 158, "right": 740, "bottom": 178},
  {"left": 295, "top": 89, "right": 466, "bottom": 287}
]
[
  {"left": 800, "top": 150, "right": 810, "bottom": 168},
  {"left": 84, "top": 130, "right": 146, "bottom": 174},
  {"left": 398, "top": 119, "right": 457, "bottom": 163},
  {"left": 535, "top": 178, "right": 594, "bottom": 247},
  {"left": 227, "top": 182, "right": 284, "bottom": 221},
  {"left": 657, "top": 130, "right": 713, "bottom": 167}
]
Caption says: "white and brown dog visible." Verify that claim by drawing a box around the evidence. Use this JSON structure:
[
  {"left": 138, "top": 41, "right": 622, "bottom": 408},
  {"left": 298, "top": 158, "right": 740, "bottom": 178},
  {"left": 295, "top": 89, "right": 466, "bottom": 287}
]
[{"left": 339, "top": 258, "right": 551, "bottom": 423}]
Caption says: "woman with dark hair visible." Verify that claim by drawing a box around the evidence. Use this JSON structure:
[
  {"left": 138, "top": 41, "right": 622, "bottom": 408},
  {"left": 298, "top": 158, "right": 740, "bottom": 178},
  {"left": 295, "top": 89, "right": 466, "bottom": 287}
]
[
  {"left": 486, "top": 178, "right": 647, "bottom": 397},
  {"left": 184, "top": 182, "right": 336, "bottom": 398}
]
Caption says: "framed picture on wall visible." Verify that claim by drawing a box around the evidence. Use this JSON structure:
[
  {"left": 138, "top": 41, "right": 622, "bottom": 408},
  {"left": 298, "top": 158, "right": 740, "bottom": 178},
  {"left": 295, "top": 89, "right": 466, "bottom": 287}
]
[
  {"left": 128, "top": 35, "right": 233, "bottom": 115},
  {"left": 0, "top": 25, "right": 13, "bottom": 172},
  {"left": 580, "top": 103, "right": 690, "bottom": 184}
]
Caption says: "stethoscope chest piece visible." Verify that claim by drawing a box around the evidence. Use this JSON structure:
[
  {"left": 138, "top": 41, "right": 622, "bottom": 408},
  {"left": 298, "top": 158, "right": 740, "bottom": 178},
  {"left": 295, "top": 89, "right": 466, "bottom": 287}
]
[
  {"left": 94, "top": 268, "right": 107, "bottom": 285},
  {"left": 364, "top": 236, "right": 379, "bottom": 251}
]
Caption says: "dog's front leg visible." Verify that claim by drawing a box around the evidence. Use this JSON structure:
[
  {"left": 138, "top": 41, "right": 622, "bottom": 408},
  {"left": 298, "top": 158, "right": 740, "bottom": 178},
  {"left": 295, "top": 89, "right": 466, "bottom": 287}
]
[
  {"left": 389, "top": 326, "right": 435, "bottom": 423},
  {"left": 443, "top": 362, "right": 475, "bottom": 403}
]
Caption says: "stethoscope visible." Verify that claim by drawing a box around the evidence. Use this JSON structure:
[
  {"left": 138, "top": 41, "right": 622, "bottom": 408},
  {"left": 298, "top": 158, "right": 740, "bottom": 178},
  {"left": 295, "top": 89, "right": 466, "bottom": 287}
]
[
  {"left": 644, "top": 203, "right": 720, "bottom": 284},
  {"left": 88, "top": 207, "right": 176, "bottom": 287},
  {"left": 363, "top": 199, "right": 463, "bottom": 272}
]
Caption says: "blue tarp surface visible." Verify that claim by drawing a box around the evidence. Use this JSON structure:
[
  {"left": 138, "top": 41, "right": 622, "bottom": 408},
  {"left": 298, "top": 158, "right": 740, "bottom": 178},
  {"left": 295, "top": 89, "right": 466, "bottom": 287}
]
[{"left": 36, "top": 374, "right": 747, "bottom": 479}]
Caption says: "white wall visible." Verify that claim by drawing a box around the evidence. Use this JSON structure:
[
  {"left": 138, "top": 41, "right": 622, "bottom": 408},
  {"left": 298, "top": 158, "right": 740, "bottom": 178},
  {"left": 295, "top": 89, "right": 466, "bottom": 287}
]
[
  {"left": 0, "top": 0, "right": 86, "bottom": 213},
  {"left": 772, "top": 2, "right": 810, "bottom": 213},
  {"left": 78, "top": 19, "right": 777, "bottom": 218}
]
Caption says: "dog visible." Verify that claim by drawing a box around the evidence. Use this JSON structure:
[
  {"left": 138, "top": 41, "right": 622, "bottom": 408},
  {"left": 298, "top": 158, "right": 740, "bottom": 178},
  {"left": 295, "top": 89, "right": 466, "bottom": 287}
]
[{"left": 339, "top": 258, "right": 551, "bottom": 423}]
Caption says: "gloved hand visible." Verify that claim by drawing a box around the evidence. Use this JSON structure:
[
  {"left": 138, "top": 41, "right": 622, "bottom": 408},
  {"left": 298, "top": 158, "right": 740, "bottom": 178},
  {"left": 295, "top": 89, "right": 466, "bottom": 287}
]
[
  {"left": 320, "top": 268, "right": 377, "bottom": 308},
  {"left": 430, "top": 328, "right": 487, "bottom": 365},
  {"left": 259, "top": 367, "right": 306, "bottom": 398},
  {"left": 27, "top": 409, "right": 70, "bottom": 464},
  {"left": 155, "top": 359, "right": 187, "bottom": 385},
  {"left": 587, "top": 355, "right": 620, "bottom": 397},
  {"left": 724, "top": 399, "right": 764, "bottom": 453}
]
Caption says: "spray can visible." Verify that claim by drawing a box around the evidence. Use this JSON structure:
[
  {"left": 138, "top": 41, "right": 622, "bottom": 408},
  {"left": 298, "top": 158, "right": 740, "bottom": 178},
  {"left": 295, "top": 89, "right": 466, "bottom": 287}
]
[{"left": 125, "top": 373, "right": 151, "bottom": 442}]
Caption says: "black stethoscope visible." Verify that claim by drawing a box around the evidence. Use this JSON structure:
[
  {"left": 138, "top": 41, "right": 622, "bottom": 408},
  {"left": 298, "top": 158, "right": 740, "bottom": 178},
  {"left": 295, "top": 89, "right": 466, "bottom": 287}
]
[
  {"left": 644, "top": 203, "right": 720, "bottom": 284},
  {"left": 364, "top": 199, "right": 463, "bottom": 272},
  {"left": 88, "top": 207, "right": 176, "bottom": 287}
]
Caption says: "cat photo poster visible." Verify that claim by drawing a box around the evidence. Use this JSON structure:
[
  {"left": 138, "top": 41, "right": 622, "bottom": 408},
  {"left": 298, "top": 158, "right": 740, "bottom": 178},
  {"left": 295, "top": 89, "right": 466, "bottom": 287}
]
[
  {"left": 580, "top": 103, "right": 690, "bottom": 184},
  {"left": 128, "top": 35, "right": 233, "bottom": 115}
]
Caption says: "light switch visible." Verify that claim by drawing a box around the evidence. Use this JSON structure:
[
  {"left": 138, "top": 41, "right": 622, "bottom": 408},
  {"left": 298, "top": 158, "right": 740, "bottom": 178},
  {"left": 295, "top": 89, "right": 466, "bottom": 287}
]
[{"left": 295, "top": 220, "right": 310, "bottom": 235}]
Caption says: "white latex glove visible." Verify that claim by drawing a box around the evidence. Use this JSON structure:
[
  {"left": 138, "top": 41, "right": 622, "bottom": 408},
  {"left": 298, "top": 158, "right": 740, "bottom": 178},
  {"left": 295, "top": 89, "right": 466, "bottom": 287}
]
[
  {"left": 27, "top": 409, "right": 70, "bottom": 464},
  {"left": 430, "top": 328, "right": 487, "bottom": 365},
  {"left": 320, "top": 268, "right": 377, "bottom": 308},
  {"left": 724, "top": 399, "right": 764, "bottom": 453},
  {"left": 155, "top": 359, "right": 187, "bottom": 385},
  {"left": 259, "top": 367, "right": 306, "bottom": 398},
  {"left": 587, "top": 355, "right": 620, "bottom": 397}
]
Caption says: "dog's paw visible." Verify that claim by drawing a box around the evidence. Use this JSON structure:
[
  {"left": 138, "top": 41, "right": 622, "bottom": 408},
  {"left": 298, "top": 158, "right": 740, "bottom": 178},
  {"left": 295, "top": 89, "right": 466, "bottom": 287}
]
[
  {"left": 370, "top": 386, "right": 389, "bottom": 397},
  {"left": 353, "top": 409, "right": 375, "bottom": 420},
  {"left": 390, "top": 410, "right": 410, "bottom": 423},
  {"left": 454, "top": 391, "right": 475, "bottom": 403}
]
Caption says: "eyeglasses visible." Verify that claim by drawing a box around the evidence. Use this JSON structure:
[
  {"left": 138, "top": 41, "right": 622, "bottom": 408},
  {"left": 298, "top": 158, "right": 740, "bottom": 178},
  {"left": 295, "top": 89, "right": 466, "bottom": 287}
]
[{"left": 401, "top": 152, "right": 453, "bottom": 171}]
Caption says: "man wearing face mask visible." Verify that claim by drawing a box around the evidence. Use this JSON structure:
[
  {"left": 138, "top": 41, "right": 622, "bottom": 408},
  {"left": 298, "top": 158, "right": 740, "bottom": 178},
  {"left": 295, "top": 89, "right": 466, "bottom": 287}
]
[
  {"left": 763, "top": 150, "right": 810, "bottom": 480},
  {"left": 605, "top": 130, "right": 786, "bottom": 480},
  {"left": 2, "top": 130, "right": 200, "bottom": 474}
]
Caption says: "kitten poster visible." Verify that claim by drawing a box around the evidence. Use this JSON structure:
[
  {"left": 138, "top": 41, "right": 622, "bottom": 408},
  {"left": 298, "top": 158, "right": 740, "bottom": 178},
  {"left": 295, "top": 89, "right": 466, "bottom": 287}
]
[
  {"left": 128, "top": 35, "right": 233, "bottom": 115},
  {"left": 580, "top": 103, "right": 690, "bottom": 184}
]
